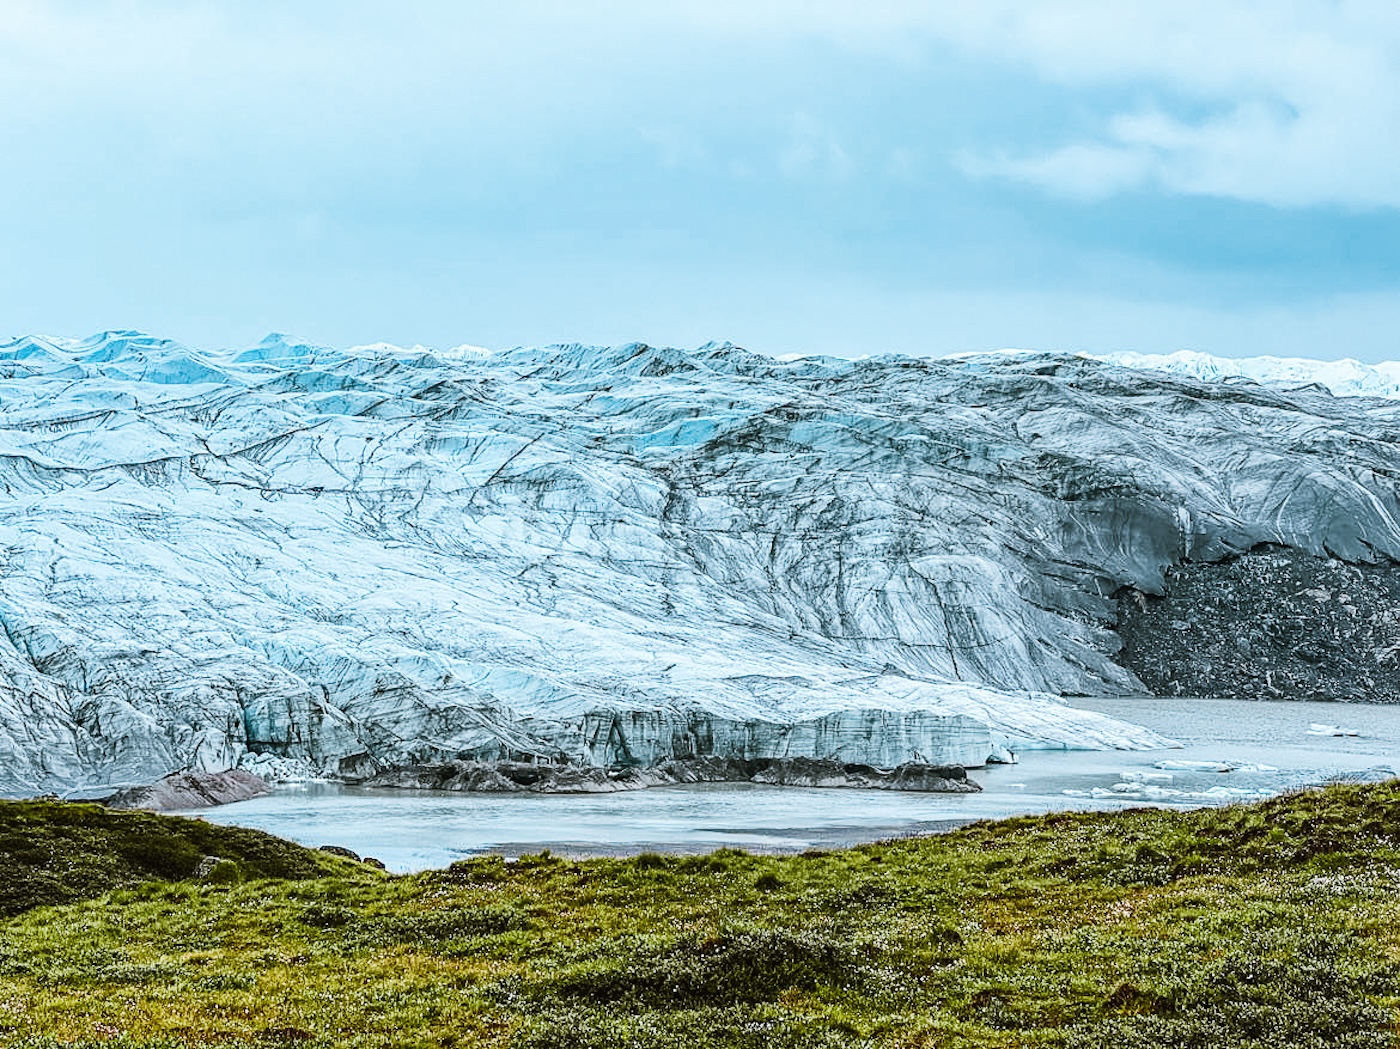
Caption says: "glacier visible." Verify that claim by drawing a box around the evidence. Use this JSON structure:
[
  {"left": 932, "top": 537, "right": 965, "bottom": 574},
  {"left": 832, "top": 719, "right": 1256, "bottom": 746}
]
[
  {"left": 3, "top": 332, "right": 1400, "bottom": 795},
  {"left": 1083, "top": 349, "right": 1400, "bottom": 401}
]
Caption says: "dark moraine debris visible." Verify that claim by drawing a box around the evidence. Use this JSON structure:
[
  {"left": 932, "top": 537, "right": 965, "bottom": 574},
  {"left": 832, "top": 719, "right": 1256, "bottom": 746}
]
[
  {"left": 1115, "top": 545, "right": 1400, "bottom": 702},
  {"left": 748, "top": 757, "right": 978, "bottom": 791},
  {"left": 362, "top": 757, "right": 980, "bottom": 794}
]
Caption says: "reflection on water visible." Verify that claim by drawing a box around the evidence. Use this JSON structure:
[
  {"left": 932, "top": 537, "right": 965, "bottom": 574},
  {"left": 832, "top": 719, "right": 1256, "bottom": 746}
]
[{"left": 197, "top": 697, "right": 1400, "bottom": 872}]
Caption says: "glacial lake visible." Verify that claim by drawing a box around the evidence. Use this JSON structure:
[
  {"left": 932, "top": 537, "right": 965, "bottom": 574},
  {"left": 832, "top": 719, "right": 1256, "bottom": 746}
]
[{"left": 198, "top": 697, "right": 1400, "bottom": 872}]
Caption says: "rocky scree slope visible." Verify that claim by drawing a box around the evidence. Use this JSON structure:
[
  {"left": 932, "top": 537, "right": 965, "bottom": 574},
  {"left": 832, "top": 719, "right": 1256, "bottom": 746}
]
[
  {"left": 1116, "top": 545, "right": 1400, "bottom": 702},
  {"left": 1, "top": 333, "right": 1399, "bottom": 794}
]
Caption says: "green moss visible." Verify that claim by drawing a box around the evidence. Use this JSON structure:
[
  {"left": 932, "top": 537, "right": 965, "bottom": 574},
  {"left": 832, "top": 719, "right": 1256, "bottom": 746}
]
[
  {"left": 0, "top": 799, "right": 368, "bottom": 915},
  {"left": 525, "top": 926, "right": 863, "bottom": 1008},
  {"left": 0, "top": 784, "right": 1397, "bottom": 1047}
]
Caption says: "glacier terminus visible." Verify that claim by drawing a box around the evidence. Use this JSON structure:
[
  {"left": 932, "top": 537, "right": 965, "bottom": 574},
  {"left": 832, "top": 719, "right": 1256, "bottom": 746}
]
[{"left": 3, "top": 332, "right": 1399, "bottom": 796}]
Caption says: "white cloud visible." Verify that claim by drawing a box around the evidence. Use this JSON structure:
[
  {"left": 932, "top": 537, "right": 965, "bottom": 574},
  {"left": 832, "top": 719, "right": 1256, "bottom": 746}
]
[
  {"left": 14, "top": 1, "right": 1394, "bottom": 211},
  {"left": 573, "top": 0, "right": 1400, "bottom": 209},
  {"left": 959, "top": 143, "right": 1152, "bottom": 201},
  {"left": 929, "top": 0, "right": 1400, "bottom": 208}
]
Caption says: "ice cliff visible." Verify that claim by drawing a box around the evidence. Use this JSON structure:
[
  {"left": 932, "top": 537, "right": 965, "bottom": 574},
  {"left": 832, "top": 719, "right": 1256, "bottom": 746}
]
[{"left": 2, "top": 332, "right": 1399, "bottom": 794}]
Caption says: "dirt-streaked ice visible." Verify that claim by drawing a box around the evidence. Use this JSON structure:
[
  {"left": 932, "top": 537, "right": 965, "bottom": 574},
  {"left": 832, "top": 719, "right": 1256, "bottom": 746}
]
[{"left": 3, "top": 333, "right": 1399, "bottom": 793}]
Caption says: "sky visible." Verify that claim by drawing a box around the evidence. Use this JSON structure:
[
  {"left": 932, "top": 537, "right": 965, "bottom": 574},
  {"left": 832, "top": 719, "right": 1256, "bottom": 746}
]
[{"left": 2, "top": 0, "right": 1399, "bottom": 360}]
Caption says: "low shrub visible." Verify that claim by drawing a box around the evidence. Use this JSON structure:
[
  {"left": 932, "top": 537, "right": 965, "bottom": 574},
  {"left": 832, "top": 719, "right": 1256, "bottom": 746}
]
[
  {"left": 354, "top": 903, "right": 531, "bottom": 946},
  {"left": 1067, "top": 927, "right": 1394, "bottom": 1049},
  {"left": 533, "top": 927, "right": 864, "bottom": 1008},
  {"left": 513, "top": 1005, "right": 866, "bottom": 1049}
]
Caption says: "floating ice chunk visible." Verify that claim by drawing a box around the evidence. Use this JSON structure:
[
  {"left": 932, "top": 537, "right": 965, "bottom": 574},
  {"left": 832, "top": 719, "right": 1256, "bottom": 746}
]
[
  {"left": 1120, "top": 770, "right": 1174, "bottom": 783},
  {"left": 1152, "top": 759, "right": 1281, "bottom": 774},
  {"left": 1108, "top": 781, "right": 1186, "bottom": 799},
  {"left": 1308, "top": 723, "right": 1360, "bottom": 737},
  {"left": 1198, "top": 786, "right": 1274, "bottom": 799}
]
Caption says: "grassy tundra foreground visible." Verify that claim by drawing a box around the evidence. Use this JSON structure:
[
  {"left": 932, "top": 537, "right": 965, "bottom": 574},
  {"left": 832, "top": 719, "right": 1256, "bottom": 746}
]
[{"left": 0, "top": 786, "right": 1397, "bottom": 1048}]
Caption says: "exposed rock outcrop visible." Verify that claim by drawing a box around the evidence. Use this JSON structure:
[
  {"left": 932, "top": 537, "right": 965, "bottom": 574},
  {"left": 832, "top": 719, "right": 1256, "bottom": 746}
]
[
  {"left": 3, "top": 332, "right": 1400, "bottom": 793},
  {"left": 102, "top": 769, "right": 271, "bottom": 811}
]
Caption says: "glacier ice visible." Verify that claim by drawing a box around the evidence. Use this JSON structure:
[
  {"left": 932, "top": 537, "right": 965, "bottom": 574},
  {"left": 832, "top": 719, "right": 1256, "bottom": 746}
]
[
  {"left": 938, "top": 347, "right": 1400, "bottom": 401},
  {"left": 1084, "top": 349, "right": 1400, "bottom": 401},
  {"left": 4, "top": 333, "right": 1400, "bottom": 793}
]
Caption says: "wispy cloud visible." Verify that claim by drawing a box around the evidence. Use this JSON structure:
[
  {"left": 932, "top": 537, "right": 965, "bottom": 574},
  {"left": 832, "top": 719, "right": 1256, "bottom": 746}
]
[
  {"left": 936, "top": 1, "right": 1400, "bottom": 208},
  {"left": 557, "top": 1, "right": 1400, "bottom": 209}
]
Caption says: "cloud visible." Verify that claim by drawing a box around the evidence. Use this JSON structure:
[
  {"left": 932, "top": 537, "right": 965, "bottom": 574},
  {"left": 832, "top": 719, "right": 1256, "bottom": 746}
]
[
  {"left": 960, "top": 143, "right": 1152, "bottom": 201},
  {"left": 2, "top": 0, "right": 1396, "bottom": 357},
  {"left": 932, "top": 1, "right": 1400, "bottom": 209},
  {"left": 16, "top": 1, "right": 1393, "bottom": 211},
  {"left": 560, "top": 0, "right": 1400, "bottom": 210}
]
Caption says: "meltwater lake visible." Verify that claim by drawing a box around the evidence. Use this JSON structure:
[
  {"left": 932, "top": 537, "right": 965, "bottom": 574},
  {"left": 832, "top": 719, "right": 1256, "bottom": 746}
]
[{"left": 198, "top": 698, "right": 1400, "bottom": 872}]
